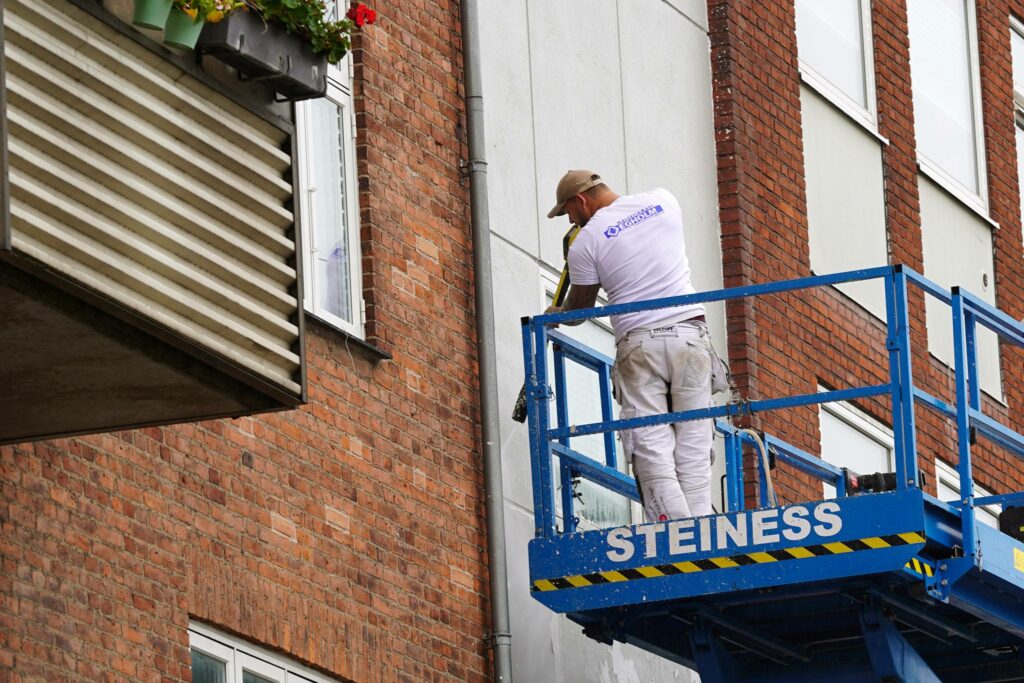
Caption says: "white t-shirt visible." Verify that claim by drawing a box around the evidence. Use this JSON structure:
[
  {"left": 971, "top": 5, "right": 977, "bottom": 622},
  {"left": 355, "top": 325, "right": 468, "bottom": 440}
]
[{"left": 567, "top": 188, "right": 704, "bottom": 342}]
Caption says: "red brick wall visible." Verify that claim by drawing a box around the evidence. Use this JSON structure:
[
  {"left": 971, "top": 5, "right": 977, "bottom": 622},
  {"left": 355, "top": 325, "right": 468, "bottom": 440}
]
[
  {"left": 708, "top": 0, "right": 818, "bottom": 501},
  {"left": 0, "top": 0, "right": 488, "bottom": 681},
  {"left": 711, "top": 0, "right": 1024, "bottom": 505}
]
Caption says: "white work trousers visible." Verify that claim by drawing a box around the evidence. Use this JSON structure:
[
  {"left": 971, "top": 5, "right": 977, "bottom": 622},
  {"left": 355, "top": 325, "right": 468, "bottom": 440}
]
[{"left": 613, "top": 322, "right": 713, "bottom": 522}]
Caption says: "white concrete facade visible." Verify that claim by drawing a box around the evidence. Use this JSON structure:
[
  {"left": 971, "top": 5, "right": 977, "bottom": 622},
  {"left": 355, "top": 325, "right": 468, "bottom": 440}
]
[{"left": 479, "top": 1, "right": 722, "bottom": 680}]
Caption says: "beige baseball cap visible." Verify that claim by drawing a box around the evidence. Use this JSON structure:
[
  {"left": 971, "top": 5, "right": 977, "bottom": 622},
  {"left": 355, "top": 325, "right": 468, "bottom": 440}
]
[{"left": 546, "top": 170, "right": 603, "bottom": 218}]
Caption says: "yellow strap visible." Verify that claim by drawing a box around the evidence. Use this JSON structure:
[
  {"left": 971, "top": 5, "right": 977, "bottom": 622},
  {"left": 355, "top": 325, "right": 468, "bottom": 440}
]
[{"left": 551, "top": 225, "right": 581, "bottom": 306}]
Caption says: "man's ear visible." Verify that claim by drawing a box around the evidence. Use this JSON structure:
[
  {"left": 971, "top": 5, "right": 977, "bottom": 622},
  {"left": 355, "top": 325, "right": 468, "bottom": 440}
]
[{"left": 575, "top": 193, "right": 588, "bottom": 214}]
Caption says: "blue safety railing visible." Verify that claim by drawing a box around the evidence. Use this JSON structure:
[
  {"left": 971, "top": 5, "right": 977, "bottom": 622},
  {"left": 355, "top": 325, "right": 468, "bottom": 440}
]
[{"left": 522, "top": 265, "right": 1024, "bottom": 555}]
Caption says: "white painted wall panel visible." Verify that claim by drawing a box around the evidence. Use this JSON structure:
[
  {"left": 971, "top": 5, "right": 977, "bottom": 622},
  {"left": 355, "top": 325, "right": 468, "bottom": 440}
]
[
  {"left": 663, "top": 0, "right": 709, "bottom": 31},
  {"left": 920, "top": 175, "right": 1001, "bottom": 399},
  {"left": 802, "top": 85, "right": 888, "bottom": 319},
  {"left": 483, "top": 2, "right": 715, "bottom": 681},
  {"left": 478, "top": 0, "right": 539, "bottom": 254},
  {"left": 527, "top": 0, "right": 628, "bottom": 269},
  {"left": 619, "top": 0, "right": 724, "bottom": 350},
  {"left": 492, "top": 238, "right": 546, "bottom": 510}
]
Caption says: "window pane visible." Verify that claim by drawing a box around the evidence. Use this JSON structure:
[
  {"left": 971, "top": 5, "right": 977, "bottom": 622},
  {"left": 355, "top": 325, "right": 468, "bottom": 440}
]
[
  {"left": 820, "top": 407, "right": 891, "bottom": 499},
  {"left": 321, "top": 0, "right": 341, "bottom": 21},
  {"left": 1013, "top": 27, "right": 1024, "bottom": 95},
  {"left": 244, "top": 672, "right": 277, "bottom": 683},
  {"left": 546, "top": 294, "right": 629, "bottom": 528},
  {"left": 907, "top": 0, "right": 979, "bottom": 192},
  {"left": 305, "top": 97, "right": 353, "bottom": 323},
  {"left": 1017, "top": 124, "right": 1024, "bottom": 216},
  {"left": 935, "top": 464, "right": 999, "bottom": 528},
  {"left": 191, "top": 649, "right": 227, "bottom": 683},
  {"left": 795, "top": 0, "right": 866, "bottom": 107}
]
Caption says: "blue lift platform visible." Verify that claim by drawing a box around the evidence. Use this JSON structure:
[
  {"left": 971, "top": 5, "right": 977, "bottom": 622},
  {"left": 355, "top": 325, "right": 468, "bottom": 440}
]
[{"left": 521, "top": 265, "right": 1024, "bottom": 682}]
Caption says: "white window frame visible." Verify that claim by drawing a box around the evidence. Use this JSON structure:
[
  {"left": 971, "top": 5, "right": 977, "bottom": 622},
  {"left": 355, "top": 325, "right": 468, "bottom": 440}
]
[
  {"left": 910, "top": 0, "right": 989, "bottom": 214},
  {"left": 189, "top": 623, "right": 333, "bottom": 683},
  {"left": 934, "top": 458, "right": 1001, "bottom": 528},
  {"left": 539, "top": 269, "right": 640, "bottom": 527},
  {"left": 796, "top": 0, "right": 879, "bottom": 133},
  {"left": 295, "top": 58, "right": 363, "bottom": 337},
  {"left": 1011, "top": 17, "right": 1024, "bottom": 256},
  {"left": 818, "top": 398, "right": 894, "bottom": 498},
  {"left": 1012, "top": 16, "right": 1024, "bottom": 109}
]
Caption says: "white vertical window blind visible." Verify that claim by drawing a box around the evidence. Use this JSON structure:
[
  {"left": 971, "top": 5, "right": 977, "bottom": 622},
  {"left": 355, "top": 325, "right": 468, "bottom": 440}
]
[
  {"left": 819, "top": 401, "right": 893, "bottom": 499},
  {"left": 1011, "top": 20, "right": 1024, "bottom": 225},
  {"left": 1012, "top": 22, "right": 1024, "bottom": 97},
  {"left": 795, "top": 0, "right": 873, "bottom": 121},
  {"left": 1016, "top": 120, "right": 1024, "bottom": 223},
  {"left": 907, "top": 0, "right": 985, "bottom": 200},
  {"left": 296, "top": 78, "right": 362, "bottom": 336}
]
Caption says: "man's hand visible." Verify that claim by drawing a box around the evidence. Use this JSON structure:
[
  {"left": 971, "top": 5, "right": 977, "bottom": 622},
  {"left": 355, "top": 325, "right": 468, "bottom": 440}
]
[
  {"left": 543, "top": 304, "right": 562, "bottom": 327},
  {"left": 542, "top": 284, "right": 601, "bottom": 328}
]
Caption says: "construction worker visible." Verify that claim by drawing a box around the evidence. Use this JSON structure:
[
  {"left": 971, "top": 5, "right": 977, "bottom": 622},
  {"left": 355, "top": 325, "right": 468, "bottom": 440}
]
[{"left": 543, "top": 170, "right": 714, "bottom": 523}]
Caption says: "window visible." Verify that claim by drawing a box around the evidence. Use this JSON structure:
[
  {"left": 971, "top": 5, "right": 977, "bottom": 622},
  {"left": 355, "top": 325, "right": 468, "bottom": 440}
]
[
  {"left": 934, "top": 459, "right": 1001, "bottom": 528},
  {"left": 907, "top": 0, "right": 987, "bottom": 207},
  {"left": 819, "top": 399, "right": 893, "bottom": 499},
  {"left": 795, "top": 0, "right": 876, "bottom": 128},
  {"left": 543, "top": 272, "right": 634, "bottom": 528},
  {"left": 1011, "top": 19, "right": 1024, "bottom": 225},
  {"left": 296, "top": 46, "right": 362, "bottom": 336},
  {"left": 189, "top": 623, "right": 333, "bottom": 683},
  {"left": 796, "top": 1, "right": 886, "bottom": 321}
]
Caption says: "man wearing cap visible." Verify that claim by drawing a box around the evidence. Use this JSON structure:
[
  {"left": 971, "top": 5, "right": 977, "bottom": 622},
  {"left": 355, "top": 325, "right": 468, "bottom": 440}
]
[{"left": 544, "top": 170, "right": 714, "bottom": 523}]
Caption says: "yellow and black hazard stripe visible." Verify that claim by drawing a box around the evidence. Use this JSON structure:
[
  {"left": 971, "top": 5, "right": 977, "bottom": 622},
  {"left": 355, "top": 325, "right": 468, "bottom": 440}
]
[
  {"left": 904, "top": 556, "right": 934, "bottom": 577},
  {"left": 532, "top": 531, "right": 926, "bottom": 592}
]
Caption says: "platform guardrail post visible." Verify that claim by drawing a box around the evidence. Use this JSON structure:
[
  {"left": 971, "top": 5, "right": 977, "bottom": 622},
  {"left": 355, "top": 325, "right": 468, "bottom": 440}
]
[
  {"left": 553, "top": 345, "right": 576, "bottom": 534},
  {"left": 888, "top": 268, "right": 919, "bottom": 492},
  {"left": 951, "top": 290, "right": 977, "bottom": 559},
  {"left": 529, "top": 321, "right": 557, "bottom": 537},
  {"left": 599, "top": 365, "right": 617, "bottom": 469}
]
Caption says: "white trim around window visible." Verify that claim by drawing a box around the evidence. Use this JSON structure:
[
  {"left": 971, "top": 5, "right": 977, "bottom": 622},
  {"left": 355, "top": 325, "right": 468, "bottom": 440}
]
[
  {"left": 908, "top": 0, "right": 989, "bottom": 214},
  {"left": 295, "top": 67, "right": 364, "bottom": 338},
  {"left": 795, "top": 0, "right": 878, "bottom": 132},
  {"left": 1011, "top": 16, "right": 1024, "bottom": 106},
  {"left": 189, "top": 622, "right": 334, "bottom": 683},
  {"left": 818, "top": 396, "right": 894, "bottom": 499},
  {"left": 821, "top": 399, "right": 894, "bottom": 457}
]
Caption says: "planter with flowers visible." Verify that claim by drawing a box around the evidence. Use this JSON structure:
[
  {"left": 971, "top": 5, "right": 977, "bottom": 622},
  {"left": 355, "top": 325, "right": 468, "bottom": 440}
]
[
  {"left": 196, "top": 1, "right": 376, "bottom": 102},
  {"left": 165, "top": 1, "right": 243, "bottom": 49},
  {"left": 131, "top": 0, "right": 243, "bottom": 48}
]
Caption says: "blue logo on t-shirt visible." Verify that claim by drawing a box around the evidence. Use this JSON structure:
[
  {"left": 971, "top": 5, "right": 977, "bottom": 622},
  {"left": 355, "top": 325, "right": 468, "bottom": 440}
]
[{"left": 603, "top": 204, "right": 664, "bottom": 239}]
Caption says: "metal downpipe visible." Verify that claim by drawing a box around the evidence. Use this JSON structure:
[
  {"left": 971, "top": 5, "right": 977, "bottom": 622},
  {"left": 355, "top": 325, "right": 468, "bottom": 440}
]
[{"left": 460, "top": 0, "right": 513, "bottom": 679}]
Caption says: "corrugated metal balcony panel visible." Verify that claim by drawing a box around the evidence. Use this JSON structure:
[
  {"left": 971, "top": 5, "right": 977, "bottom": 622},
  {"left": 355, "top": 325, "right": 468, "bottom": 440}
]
[
  {"left": 7, "top": 94, "right": 293, "bottom": 267},
  {"left": 12, "top": 201, "right": 300, "bottom": 390},
  {"left": 11, "top": 0, "right": 291, "bottom": 179},
  {"left": 5, "top": 49, "right": 293, "bottom": 254},
  {"left": 6, "top": 139, "right": 296, "bottom": 312},
  {"left": 4, "top": 0, "right": 303, "bottom": 396},
  {"left": 12, "top": 169, "right": 298, "bottom": 342},
  {"left": 6, "top": 52, "right": 292, "bottom": 219}
]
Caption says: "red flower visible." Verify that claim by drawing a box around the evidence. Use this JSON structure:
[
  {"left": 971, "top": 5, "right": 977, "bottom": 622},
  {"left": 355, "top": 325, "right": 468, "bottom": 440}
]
[{"left": 347, "top": 3, "right": 377, "bottom": 27}]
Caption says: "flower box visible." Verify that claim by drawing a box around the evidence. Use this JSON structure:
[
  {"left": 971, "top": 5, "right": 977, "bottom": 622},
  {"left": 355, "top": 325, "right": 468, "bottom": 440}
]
[{"left": 196, "top": 10, "right": 327, "bottom": 102}]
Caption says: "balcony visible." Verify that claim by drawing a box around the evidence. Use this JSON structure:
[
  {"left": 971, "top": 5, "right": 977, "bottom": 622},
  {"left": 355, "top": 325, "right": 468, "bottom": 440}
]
[{"left": 0, "top": 0, "right": 305, "bottom": 444}]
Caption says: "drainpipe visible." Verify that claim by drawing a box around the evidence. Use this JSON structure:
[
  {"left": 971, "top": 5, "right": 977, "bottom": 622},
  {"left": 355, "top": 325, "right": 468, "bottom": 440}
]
[{"left": 460, "top": 0, "right": 513, "bottom": 680}]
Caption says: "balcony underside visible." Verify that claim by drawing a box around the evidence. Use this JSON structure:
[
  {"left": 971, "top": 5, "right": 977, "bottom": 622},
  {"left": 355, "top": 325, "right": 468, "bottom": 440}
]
[{"left": 0, "top": 262, "right": 288, "bottom": 445}]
